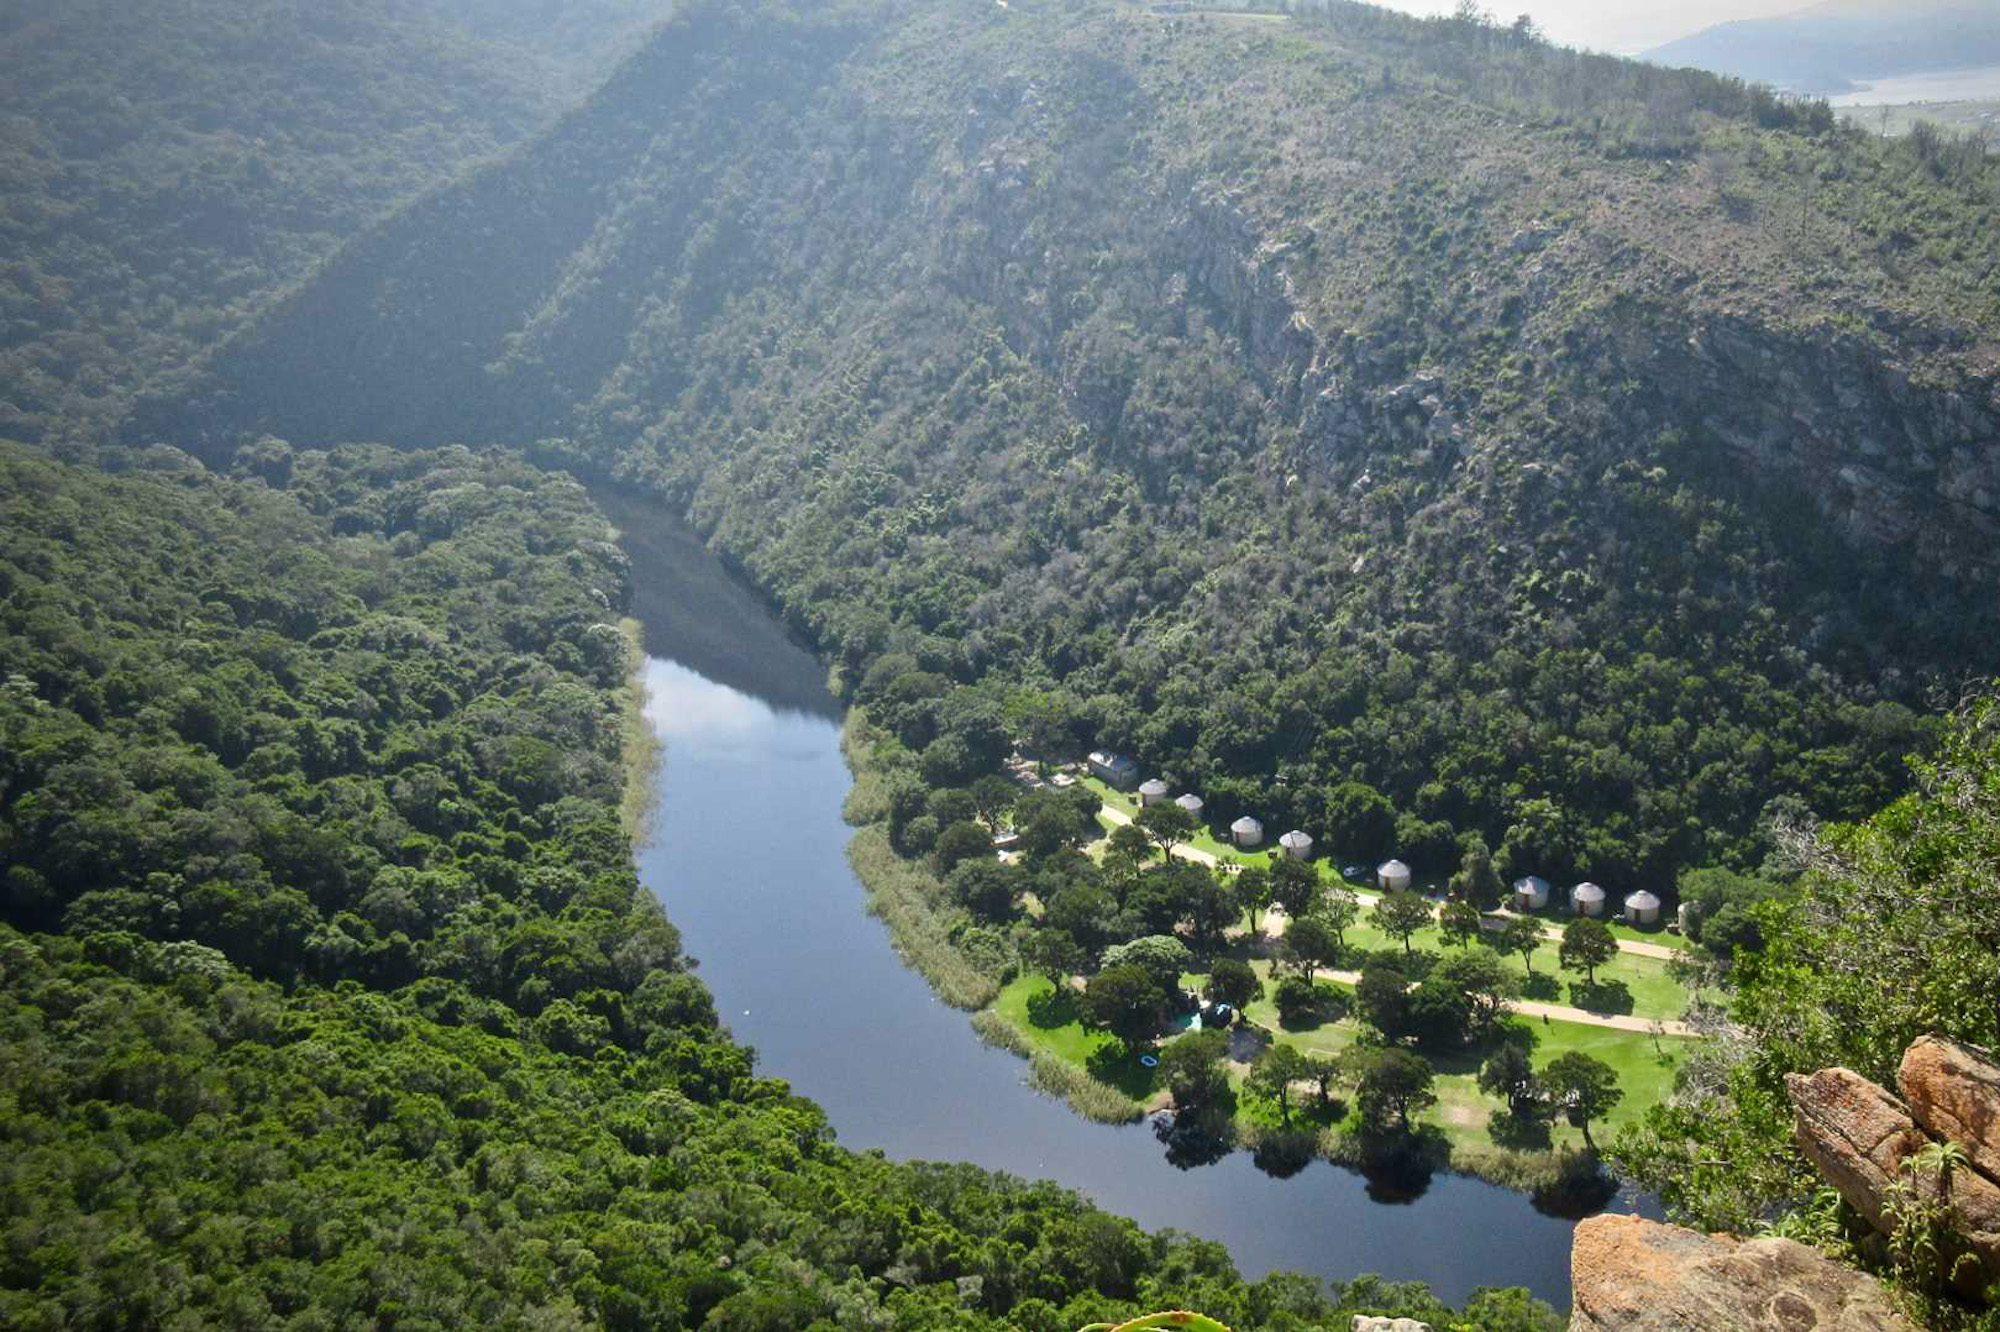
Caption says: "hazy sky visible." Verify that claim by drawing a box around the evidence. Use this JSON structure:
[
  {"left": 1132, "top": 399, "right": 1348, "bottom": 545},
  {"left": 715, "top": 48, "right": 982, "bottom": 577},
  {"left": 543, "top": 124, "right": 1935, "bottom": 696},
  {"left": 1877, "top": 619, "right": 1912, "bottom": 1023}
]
[{"left": 1363, "top": 0, "right": 1810, "bottom": 55}]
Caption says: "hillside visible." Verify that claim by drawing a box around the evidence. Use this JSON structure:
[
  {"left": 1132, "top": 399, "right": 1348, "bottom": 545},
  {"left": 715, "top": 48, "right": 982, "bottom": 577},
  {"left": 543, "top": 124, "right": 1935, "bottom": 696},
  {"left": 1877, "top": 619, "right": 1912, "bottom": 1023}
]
[
  {"left": 0, "top": 0, "right": 671, "bottom": 447},
  {"left": 153, "top": 0, "right": 2000, "bottom": 903},
  {"left": 0, "top": 441, "right": 1572, "bottom": 1328},
  {"left": 1643, "top": 0, "right": 2000, "bottom": 96}
]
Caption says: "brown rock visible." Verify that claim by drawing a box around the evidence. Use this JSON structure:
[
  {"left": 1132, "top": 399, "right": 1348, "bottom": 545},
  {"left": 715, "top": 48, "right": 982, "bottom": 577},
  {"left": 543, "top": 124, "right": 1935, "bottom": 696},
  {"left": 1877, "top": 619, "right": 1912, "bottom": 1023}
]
[
  {"left": 1568, "top": 1213, "right": 1912, "bottom": 1330},
  {"left": 1786, "top": 1068, "right": 1932, "bottom": 1235},
  {"left": 1899, "top": 1036, "right": 2000, "bottom": 1189},
  {"left": 1788, "top": 1065, "right": 2000, "bottom": 1297}
]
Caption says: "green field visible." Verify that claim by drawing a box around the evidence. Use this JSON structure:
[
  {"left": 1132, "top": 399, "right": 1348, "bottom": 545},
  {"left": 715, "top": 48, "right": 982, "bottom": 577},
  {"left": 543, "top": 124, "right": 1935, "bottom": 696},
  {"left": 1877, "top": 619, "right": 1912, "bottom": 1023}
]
[{"left": 989, "top": 960, "right": 1688, "bottom": 1186}]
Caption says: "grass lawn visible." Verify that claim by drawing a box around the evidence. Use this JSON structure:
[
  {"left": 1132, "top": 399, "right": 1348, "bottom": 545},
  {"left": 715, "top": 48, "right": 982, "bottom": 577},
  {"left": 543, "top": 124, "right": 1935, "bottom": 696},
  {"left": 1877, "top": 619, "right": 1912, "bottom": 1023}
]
[
  {"left": 1327, "top": 914, "right": 1692, "bottom": 1021},
  {"left": 1232, "top": 958, "right": 1685, "bottom": 1160},
  {"left": 994, "top": 974, "right": 1161, "bottom": 1103}
]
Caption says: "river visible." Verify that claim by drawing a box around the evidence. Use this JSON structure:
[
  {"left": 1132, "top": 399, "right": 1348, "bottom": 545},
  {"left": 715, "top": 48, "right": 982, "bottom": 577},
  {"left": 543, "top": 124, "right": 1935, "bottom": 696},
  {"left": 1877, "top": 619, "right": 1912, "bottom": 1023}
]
[{"left": 602, "top": 488, "right": 1610, "bottom": 1308}]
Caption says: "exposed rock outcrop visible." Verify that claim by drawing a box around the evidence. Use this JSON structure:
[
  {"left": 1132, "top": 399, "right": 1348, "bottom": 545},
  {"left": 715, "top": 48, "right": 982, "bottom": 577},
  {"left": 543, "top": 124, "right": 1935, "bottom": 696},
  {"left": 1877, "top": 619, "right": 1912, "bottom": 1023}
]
[
  {"left": 1899, "top": 1036, "right": 2000, "bottom": 1188},
  {"left": 1351, "top": 1317, "right": 1432, "bottom": 1332},
  {"left": 1568, "top": 1214, "right": 1912, "bottom": 1330},
  {"left": 1788, "top": 1062, "right": 2000, "bottom": 1296}
]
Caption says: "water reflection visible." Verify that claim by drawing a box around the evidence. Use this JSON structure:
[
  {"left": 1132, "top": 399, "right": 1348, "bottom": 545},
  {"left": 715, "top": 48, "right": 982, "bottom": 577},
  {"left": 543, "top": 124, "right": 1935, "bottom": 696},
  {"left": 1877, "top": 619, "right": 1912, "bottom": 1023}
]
[{"left": 603, "top": 486, "right": 1604, "bottom": 1307}]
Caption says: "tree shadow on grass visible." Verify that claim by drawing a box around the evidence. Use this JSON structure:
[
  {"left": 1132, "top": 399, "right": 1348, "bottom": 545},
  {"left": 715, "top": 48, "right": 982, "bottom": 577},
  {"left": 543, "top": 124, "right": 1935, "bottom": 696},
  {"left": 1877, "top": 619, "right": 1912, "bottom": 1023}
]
[
  {"left": 1085, "top": 1042, "right": 1160, "bottom": 1100},
  {"left": 1486, "top": 1109, "right": 1554, "bottom": 1152},
  {"left": 1026, "top": 985, "right": 1080, "bottom": 1029},
  {"left": 1567, "top": 979, "right": 1634, "bottom": 1015},
  {"left": 1519, "top": 971, "right": 1561, "bottom": 1002}
]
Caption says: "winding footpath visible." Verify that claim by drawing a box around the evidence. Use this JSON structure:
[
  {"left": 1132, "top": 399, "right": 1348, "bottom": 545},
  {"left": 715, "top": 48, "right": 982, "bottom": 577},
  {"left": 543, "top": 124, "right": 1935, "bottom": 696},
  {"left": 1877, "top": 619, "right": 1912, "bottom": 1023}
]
[{"left": 1090, "top": 801, "right": 1695, "bottom": 1036}]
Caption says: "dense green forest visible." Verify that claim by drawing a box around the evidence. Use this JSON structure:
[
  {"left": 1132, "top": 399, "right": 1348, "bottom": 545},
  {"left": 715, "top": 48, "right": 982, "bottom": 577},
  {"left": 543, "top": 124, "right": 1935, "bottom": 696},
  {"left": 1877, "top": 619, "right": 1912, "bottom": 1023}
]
[
  {"left": 0, "top": 444, "right": 1561, "bottom": 1327},
  {"left": 0, "top": 0, "right": 670, "bottom": 446},
  {"left": 162, "top": 0, "right": 2000, "bottom": 911}
]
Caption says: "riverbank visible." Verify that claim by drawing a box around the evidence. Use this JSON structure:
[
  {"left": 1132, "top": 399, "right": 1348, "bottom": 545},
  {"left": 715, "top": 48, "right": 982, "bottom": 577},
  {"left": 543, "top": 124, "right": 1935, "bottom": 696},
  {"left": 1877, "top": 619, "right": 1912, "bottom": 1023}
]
[
  {"left": 617, "top": 616, "right": 662, "bottom": 844},
  {"left": 836, "top": 722, "right": 1688, "bottom": 1198}
]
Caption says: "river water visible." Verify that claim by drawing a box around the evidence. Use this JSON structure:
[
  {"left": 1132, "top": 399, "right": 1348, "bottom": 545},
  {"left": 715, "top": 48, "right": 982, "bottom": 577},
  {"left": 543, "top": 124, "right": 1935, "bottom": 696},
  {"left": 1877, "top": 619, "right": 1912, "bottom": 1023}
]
[{"left": 603, "top": 489, "right": 1604, "bottom": 1307}]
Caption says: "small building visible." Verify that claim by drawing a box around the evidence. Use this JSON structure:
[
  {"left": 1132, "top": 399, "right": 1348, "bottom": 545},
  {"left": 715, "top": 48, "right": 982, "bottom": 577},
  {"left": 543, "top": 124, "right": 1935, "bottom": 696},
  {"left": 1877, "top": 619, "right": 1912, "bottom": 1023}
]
[
  {"left": 1230, "top": 815, "right": 1264, "bottom": 849},
  {"left": 1571, "top": 882, "right": 1607, "bottom": 917},
  {"left": 1279, "top": 829, "right": 1314, "bottom": 860},
  {"left": 1138, "top": 778, "right": 1170, "bottom": 807},
  {"left": 1512, "top": 875, "right": 1552, "bottom": 911},
  {"left": 1624, "top": 889, "right": 1662, "bottom": 926},
  {"left": 1676, "top": 900, "right": 1696, "bottom": 934},
  {"left": 1377, "top": 859, "right": 1412, "bottom": 893},
  {"left": 1175, "top": 792, "right": 1205, "bottom": 820},
  {"left": 991, "top": 830, "right": 1021, "bottom": 854},
  {"left": 1087, "top": 750, "right": 1139, "bottom": 790}
]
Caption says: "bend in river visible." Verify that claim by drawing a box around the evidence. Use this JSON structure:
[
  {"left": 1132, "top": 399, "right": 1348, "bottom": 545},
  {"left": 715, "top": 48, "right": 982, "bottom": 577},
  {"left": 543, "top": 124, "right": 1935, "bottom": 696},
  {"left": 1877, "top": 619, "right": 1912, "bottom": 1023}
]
[{"left": 603, "top": 488, "right": 1612, "bottom": 1307}]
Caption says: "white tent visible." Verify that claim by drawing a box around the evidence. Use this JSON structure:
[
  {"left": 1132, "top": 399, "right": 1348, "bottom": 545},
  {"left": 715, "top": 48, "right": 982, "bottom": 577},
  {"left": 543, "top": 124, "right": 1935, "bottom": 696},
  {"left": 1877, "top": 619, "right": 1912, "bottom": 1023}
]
[
  {"left": 1624, "top": 889, "right": 1662, "bottom": 926},
  {"left": 1175, "top": 792, "right": 1205, "bottom": 819},
  {"left": 1279, "top": 830, "right": 1314, "bottom": 860},
  {"left": 1512, "top": 875, "right": 1552, "bottom": 911},
  {"left": 1138, "top": 778, "right": 1170, "bottom": 806},
  {"left": 1377, "top": 859, "right": 1412, "bottom": 893},
  {"left": 1571, "top": 882, "right": 1607, "bottom": 917},
  {"left": 1230, "top": 815, "right": 1264, "bottom": 849}
]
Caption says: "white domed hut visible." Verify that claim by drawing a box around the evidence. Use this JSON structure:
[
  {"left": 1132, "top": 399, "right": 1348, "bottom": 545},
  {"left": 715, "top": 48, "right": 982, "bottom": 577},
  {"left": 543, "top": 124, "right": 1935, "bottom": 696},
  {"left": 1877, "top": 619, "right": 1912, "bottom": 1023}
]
[
  {"left": 1175, "top": 792, "right": 1205, "bottom": 820},
  {"left": 1279, "top": 829, "right": 1314, "bottom": 860},
  {"left": 1571, "top": 882, "right": 1607, "bottom": 917},
  {"left": 1230, "top": 815, "right": 1264, "bottom": 849},
  {"left": 1512, "top": 876, "right": 1552, "bottom": 911},
  {"left": 1138, "top": 778, "right": 1170, "bottom": 807},
  {"left": 1377, "top": 859, "right": 1412, "bottom": 893},
  {"left": 1624, "top": 889, "right": 1662, "bottom": 926}
]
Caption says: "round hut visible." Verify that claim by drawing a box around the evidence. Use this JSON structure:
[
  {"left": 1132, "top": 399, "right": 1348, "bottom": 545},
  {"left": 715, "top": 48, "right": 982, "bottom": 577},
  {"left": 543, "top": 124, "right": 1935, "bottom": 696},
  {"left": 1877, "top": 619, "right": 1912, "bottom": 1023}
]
[
  {"left": 1175, "top": 792, "right": 1205, "bottom": 820},
  {"left": 1512, "top": 875, "right": 1552, "bottom": 912},
  {"left": 1230, "top": 815, "right": 1264, "bottom": 849},
  {"left": 1138, "top": 778, "right": 1170, "bottom": 807},
  {"left": 1279, "top": 829, "right": 1314, "bottom": 860},
  {"left": 1624, "top": 889, "right": 1662, "bottom": 926},
  {"left": 1377, "top": 859, "right": 1412, "bottom": 893},
  {"left": 1676, "top": 900, "right": 1696, "bottom": 934},
  {"left": 1570, "top": 882, "right": 1607, "bottom": 917}
]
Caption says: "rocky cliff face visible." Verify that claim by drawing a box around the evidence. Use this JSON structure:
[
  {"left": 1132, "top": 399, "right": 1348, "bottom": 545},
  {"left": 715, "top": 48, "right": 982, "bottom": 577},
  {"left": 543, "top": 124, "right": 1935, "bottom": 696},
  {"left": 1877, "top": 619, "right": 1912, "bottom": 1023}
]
[{"left": 1570, "top": 1037, "right": 2000, "bottom": 1328}]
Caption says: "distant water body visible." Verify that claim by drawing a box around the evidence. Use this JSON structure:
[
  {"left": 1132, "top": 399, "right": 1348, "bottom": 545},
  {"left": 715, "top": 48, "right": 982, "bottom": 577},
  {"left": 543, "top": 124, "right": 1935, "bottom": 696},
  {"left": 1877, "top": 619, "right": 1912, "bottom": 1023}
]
[
  {"left": 1830, "top": 64, "right": 2000, "bottom": 107},
  {"left": 598, "top": 485, "right": 1637, "bottom": 1307}
]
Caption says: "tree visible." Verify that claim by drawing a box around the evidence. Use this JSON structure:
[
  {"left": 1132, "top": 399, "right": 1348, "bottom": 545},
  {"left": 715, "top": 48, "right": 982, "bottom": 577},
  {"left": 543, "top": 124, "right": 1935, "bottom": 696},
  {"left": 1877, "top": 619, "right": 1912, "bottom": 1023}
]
[
  {"left": 1083, "top": 964, "right": 1170, "bottom": 1049},
  {"left": 933, "top": 820, "right": 994, "bottom": 875},
  {"left": 1283, "top": 915, "right": 1339, "bottom": 977},
  {"left": 946, "top": 859, "right": 1018, "bottom": 921},
  {"left": 1542, "top": 1052, "right": 1622, "bottom": 1148},
  {"left": 1014, "top": 789, "right": 1094, "bottom": 860},
  {"left": 1438, "top": 898, "right": 1483, "bottom": 948},
  {"left": 1355, "top": 1048, "right": 1436, "bottom": 1132},
  {"left": 1305, "top": 1051, "right": 1353, "bottom": 1107},
  {"left": 1321, "top": 885, "right": 1360, "bottom": 950},
  {"left": 1266, "top": 855, "right": 1320, "bottom": 922},
  {"left": 1273, "top": 974, "right": 1339, "bottom": 1027},
  {"left": 1478, "top": 1042, "right": 1539, "bottom": 1116},
  {"left": 1427, "top": 946, "right": 1519, "bottom": 1039},
  {"left": 1354, "top": 963, "right": 1413, "bottom": 1040},
  {"left": 1206, "top": 957, "right": 1261, "bottom": 1011},
  {"left": 1451, "top": 832, "right": 1502, "bottom": 908},
  {"left": 969, "top": 774, "right": 1018, "bottom": 832},
  {"left": 1182, "top": 864, "right": 1237, "bottom": 943},
  {"left": 1103, "top": 823, "right": 1154, "bottom": 883},
  {"left": 1234, "top": 862, "right": 1273, "bottom": 933},
  {"left": 1319, "top": 780, "right": 1396, "bottom": 862},
  {"left": 1158, "top": 1029, "right": 1233, "bottom": 1121},
  {"left": 1135, "top": 803, "right": 1196, "bottom": 862},
  {"left": 1497, "top": 914, "right": 1543, "bottom": 973},
  {"left": 1021, "top": 928, "right": 1085, "bottom": 988},
  {"left": 1245, "top": 1043, "right": 1311, "bottom": 1126},
  {"left": 1376, "top": 890, "right": 1435, "bottom": 958},
  {"left": 1559, "top": 917, "right": 1617, "bottom": 986},
  {"left": 1101, "top": 935, "right": 1192, "bottom": 992}
]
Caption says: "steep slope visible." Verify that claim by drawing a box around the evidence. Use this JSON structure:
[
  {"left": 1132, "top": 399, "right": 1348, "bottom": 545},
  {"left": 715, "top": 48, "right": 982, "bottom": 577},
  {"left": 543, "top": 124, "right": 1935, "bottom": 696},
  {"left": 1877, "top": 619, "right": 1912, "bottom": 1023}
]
[
  {"left": 0, "top": 0, "right": 671, "bottom": 445},
  {"left": 0, "top": 441, "right": 1566, "bottom": 1329},
  {"left": 1644, "top": 0, "right": 2000, "bottom": 95},
  {"left": 152, "top": 0, "right": 2000, "bottom": 893}
]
